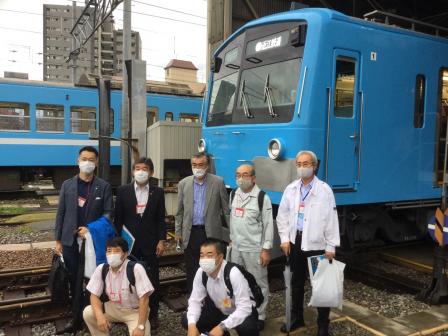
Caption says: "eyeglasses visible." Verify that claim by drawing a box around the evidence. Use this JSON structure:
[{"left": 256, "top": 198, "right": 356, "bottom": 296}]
[
  {"left": 192, "top": 163, "right": 207, "bottom": 168},
  {"left": 296, "top": 162, "right": 313, "bottom": 168},
  {"left": 236, "top": 173, "right": 253, "bottom": 178}
]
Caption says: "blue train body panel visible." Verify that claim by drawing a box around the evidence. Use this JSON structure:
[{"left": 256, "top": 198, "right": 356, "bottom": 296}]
[
  {"left": 202, "top": 8, "right": 448, "bottom": 206},
  {"left": 0, "top": 80, "right": 202, "bottom": 167}
]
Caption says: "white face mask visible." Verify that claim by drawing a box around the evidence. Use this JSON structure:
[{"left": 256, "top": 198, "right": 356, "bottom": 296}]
[
  {"left": 199, "top": 258, "right": 217, "bottom": 275},
  {"left": 297, "top": 167, "right": 314, "bottom": 180},
  {"left": 192, "top": 168, "right": 206, "bottom": 178},
  {"left": 236, "top": 178, "right": 253, "bottom": 191},
  {"left": 79, "top": 160, "right": 96, "bottom": 174},
  {"left": 134, "top": 170, "right": 149, "bottom": 184},
  {"left": 107, "top": 253, "right": 124, "bottom": 268}
]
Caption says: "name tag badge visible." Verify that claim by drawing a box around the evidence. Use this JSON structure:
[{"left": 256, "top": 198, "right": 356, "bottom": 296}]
[
  {"left": 298, "top": 203, "right": 305, "bottom": 220},
  {"left": 78, "top": 196, "right": 86, "bottom": 208},
  {"left": 234, "top": 207, "right": 245, "bottom": 217},
  {"left": 222, "top": 297, "right": 232, "bottom": 308},
  {"left": 109, "top": 292, "right": 121, "bottom": 303},
  {"left": 136, "top": 204, "right": 146, "bottom": 215}
]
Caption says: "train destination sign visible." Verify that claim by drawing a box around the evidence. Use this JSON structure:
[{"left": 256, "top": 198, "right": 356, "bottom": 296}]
[{"left": 246, "top": 30, "right": 289, "bottom": 56}]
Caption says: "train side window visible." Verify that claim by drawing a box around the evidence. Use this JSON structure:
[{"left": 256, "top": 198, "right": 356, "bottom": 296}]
[
  {"left": 414, "top": 74, "right": 425, "bottom": 128},
  {"left": 180, "top": 113, "right": 199, "bottom": 123},
  {"left": 334, "top": 58, "right": 355, "bottom": 118},
  {"left": 165, "top": 112, "right": 173, "bottom": 121},
  {"left": 70, "top": 106, "right": 96, "bottom": 133},
  {"left": 147, "top": 106, "right": 159, "bottom": 127},
  {"left": 36, "top": 104, "right": 64, "bottom": 132},
  {"left": 0, "top": 102, "right": 30, "bottom": 131},
  {"left": 109, "top": 108, "right": 114, "bottom": 134}
]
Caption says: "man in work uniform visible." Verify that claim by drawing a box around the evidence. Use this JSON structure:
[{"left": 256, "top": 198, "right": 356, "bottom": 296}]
[
  {"left": 229, "top": 164, "right": 273, "bottom": 331},
  {"left": 276, "top": 150, "right": 340, "bottom": 336}
]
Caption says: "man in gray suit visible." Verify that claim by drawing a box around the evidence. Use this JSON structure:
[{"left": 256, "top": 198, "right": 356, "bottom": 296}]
[
  {"left": 54, "top": 146, "right": 113, "bottom": 334},
  {"left": 175, "top": 153, "right": 229, "bottom": 294}
]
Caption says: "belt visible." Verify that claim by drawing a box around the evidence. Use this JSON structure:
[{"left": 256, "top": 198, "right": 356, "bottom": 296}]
[{"left": 192, "top": 225, "right": 205, "bottom": 229}]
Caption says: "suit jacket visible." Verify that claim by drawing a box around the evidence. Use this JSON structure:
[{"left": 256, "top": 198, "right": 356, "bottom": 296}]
[
  {"left": 55, "top": 176, "right": 113, "bottom": 246},
  {"left": 175, "top": 173, "right": 230, "bottom": 248},
  {"left": 114, "top": 183, "right": 166, "bottom": 256}
]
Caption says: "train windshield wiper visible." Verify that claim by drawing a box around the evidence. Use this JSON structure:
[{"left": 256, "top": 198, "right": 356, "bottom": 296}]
[
  {"left": 239, "top": 80, "right": 254, "bottom": 119},
  {"left": 263, "top": 74, "right": 278, "bottom": 118}
]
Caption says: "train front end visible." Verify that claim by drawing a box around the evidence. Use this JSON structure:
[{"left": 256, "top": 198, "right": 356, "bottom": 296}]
[{"left": 201, "top": 11, "right": 322, "bottom": 205}]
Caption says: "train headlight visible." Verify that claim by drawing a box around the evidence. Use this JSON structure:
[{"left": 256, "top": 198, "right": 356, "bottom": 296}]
[
  {"left": 267, "top": 138, "right": 284, "bottom": 160},
  {"left": 198, "top": 138, "right": 206, "bottom": 153}
]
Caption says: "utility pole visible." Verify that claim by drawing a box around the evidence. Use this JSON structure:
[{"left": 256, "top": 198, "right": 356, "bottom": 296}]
[
  {"left": 71, "top": 1, "right": 77, "bottom": 83},
  {"left": 121, "top": 0, "right": 131, "bottom": 184}
]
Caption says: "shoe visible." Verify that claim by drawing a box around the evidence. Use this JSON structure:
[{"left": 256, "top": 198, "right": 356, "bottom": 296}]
[
  {"left": 257, "top": 319, "right": 265, "bottom": 331},
  {"left": 55, "top": 320, "right": 81, "bottom": 335},
  {"left": 150, "top": 316, "right": 159, "bottom": 330},
  {"left": 317, "top": 322, "right": 330, "bottom": 336},
  {"left": 280, "top": 318, "right": 305, "bottom": 333}
]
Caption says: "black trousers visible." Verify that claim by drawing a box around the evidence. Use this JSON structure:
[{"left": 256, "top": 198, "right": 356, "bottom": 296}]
[
  {"left": 181, "top": 296, "right": 259, "bottom": 336},
  {"left": 185, "top": 226, "right": 207, "bottom": 294},
  {"left": 134, "top": 250, "right": 160, "bottom": 319},
  {"left": 290, "top": 231, "right": 330, "bottom": 326},
  {"left": 63, "top": 241, "right": 84, "bottom": 322}
]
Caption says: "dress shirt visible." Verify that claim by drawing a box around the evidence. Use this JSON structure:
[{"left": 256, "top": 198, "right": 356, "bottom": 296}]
[
  {"left": 187, "top": 260, "right": 254, "bottom": 330},
  {"left": 296, "top": 178, "right": 315, "bottom": 231},
  {"left": 229, "top": 184, "right": 274, "bottom": 251},
  {"left": 86, "top": 259, "right": 154, "bottom": 309},
  {"left": 134, "top": 182, "right": 149, "bottom": 207},
  {"left": 192, "top": 176, "right": 206, "bottom": 226}
]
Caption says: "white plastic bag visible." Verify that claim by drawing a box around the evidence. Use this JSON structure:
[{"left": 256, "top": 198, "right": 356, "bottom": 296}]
[
  {"left": 83, "top": 232, "right": 97, "bottom": 278},
  {"left": 308, "top": 258, "right": 345, "bottom": 309}
]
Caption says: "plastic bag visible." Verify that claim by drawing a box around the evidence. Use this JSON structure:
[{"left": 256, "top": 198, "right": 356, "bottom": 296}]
[
  {"left": 308, "top": 258, "right": 345, "bottom": 309},
  {"left": 83, "top": 232, "right": 97, "bottom": 278}
]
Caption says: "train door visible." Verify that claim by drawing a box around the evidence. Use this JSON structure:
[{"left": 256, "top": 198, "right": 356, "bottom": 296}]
[
  {"left": 327, "top": 49, "right": 361, "bottom": 190},
  {"left": 434, "top": 68, "right": 448, "bottom": 185}
]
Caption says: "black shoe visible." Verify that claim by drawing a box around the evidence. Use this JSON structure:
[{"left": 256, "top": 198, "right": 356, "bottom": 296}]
[
  {"left": 55, "top": 320, "right": 82, "bottom": 335},
  {"left": 280, "top": 318, "right": 305, "bottom": 333},
  {"left": 257, "top": 319, "right": 265, "bottom": 331},
  {"left": 150, "top": 316, "right": 159, "bottom": 330},
  {"left": 317, "top": 323, "right": 330, "bottom": 336}
]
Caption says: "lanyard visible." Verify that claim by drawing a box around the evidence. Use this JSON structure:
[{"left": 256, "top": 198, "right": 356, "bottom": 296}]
[
  {"left": 108, "top": 265, "right": 125, "bottom": 302},
  {"left": 300, "top": 185, "right": 312, "bottom": 203}
]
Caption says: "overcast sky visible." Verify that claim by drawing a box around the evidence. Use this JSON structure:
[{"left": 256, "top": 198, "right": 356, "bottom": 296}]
[{"left": 0, "top": 0, "right": 207, "bottom": 82}]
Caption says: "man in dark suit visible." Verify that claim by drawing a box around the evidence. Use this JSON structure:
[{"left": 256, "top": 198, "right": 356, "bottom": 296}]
[
  {"left": 114, "top": 157, "right": 166, "bottom": 330},
  {"left": 175, "top": 153, "right": 230, "bottom": 294},
  {"left": 54, "top": 146, "right": 113, "bottom": 334}
]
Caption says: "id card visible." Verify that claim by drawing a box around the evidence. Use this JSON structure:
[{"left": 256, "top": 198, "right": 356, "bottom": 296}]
[
  {"left": 298, "top": 202, "right": 305, "bottom": 220},
  {"left": 222, "top": 297, "right": 232, "bottom": 308},
  {"left": 234, "top": 207, "right": 245, "bottom": 217},
  {"left": 136, "top": 204, "right": 146, "bottom": 215},
  {"left": 78, "top": 196, "right": 86, "bottom": 208},
  {"left": 109, "top": 292, "right": 121, "bottom": 303}
]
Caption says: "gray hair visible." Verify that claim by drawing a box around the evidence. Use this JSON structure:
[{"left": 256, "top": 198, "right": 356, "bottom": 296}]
[{"left": 295, "top": 150, "right": 318, "bottom": 165}]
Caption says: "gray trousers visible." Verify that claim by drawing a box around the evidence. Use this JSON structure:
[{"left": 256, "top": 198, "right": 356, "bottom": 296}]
[{"left": 230, "top": 249, "right": 269, "bottom": 320}]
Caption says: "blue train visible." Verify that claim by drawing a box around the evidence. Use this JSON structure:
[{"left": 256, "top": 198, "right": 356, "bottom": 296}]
[
  {"left": 0, "top": 78, "right": 203, "bottom": 189},
  {"left": 200, "top": 8, "right": 448, "bottom": 247}
]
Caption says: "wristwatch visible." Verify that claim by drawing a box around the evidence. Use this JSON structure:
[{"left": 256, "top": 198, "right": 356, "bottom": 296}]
[
  {"left": 137, "top": 324, "right": 145, "bottom": 331},
  {"left": 219, "top": 322, "right": 228, "bottom": 331}
]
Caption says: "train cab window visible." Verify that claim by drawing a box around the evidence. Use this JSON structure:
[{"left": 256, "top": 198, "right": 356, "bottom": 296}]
[
  {"left": 165, "top": 112, "right": 173, "bottom": 121},
  {"left": 180, "top": 113, "right": 199, "bottom": 123},
  {"left": 334, "top": 58, "right": 355, "bottom": 118},
  {"left": 70, "top": 106, "right": 96, "bottom": 133},
  {"left": 414, "top": 74, "right": 425, "bottom": 128},
  {"left": 0, "top": 102, "right": 30, "bottom": 131},
  {"left": 36, "top": 104, "right": 64, "bottom": 132},
  {"left": 147, "top": 106, "right": 159, "bottom": 127}
]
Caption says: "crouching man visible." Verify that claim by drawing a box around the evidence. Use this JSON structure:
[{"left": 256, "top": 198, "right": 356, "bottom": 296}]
[
  {"left": 83, "top": 237, "right": 153, "bottom": 336},
  {"left": 183, "top": 238, "right": 259, "bottom": 336}
]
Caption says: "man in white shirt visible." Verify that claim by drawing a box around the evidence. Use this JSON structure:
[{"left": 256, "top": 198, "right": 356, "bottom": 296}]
[
  {"left": 83, "top": 237, "right": 154, "bottom": 336},
  {"left": 229, "top": 164, "right": 273, "bottom": 331},
  {"left": 276, "top": 150, "right": 340, "bottom": 336},
  {"left": 183, "top": 238, "right": 259, "bottom": 336}
]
